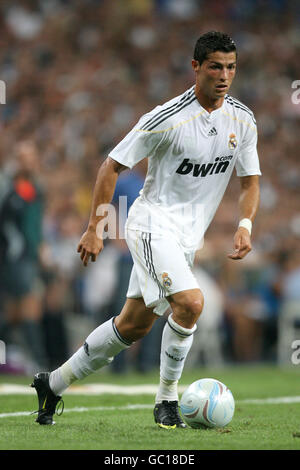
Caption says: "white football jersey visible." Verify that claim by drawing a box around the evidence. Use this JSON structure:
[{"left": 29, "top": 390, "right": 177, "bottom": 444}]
[{"left": 109, "top": 85, "right": 261, "bottom": 252}]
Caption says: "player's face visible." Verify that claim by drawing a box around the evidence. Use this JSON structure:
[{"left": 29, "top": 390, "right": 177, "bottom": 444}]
[{"left": 192, "top": 51, "right": 237, "bottom": 101}]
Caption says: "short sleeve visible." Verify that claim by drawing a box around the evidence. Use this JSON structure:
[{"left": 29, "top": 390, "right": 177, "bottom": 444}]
[
  {"left": 108, "top": 113, "right": 167, "bottom": 170},
  {"left": 235, "top": 123, "right": 261, "bottom": 177}
]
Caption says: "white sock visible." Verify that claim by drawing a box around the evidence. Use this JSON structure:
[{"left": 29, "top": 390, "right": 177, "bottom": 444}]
[
  {"left": 155, "top": 314, "right": 196, "bottom": 404},
  {"left": 155, "top": 377, "right": 179, "bottom": 403},
  {"left": 49, "top": 317, "right": 131, "bottom": 396},
  {"left": 49, "top": 367, "right": 70, "bottom": 397}
]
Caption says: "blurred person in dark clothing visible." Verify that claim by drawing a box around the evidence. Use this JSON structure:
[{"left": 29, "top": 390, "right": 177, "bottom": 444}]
[
  {"left": 40, "top": 209, "right": 82, "bottom": 369},
  {"left": 0, "top": 140, "right": 47, "bottom": 371}
]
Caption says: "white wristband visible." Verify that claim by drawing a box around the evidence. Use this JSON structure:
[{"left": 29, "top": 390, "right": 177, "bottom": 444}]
[{"left": 238, "top": 218, "right": 252, "bottom": 235}]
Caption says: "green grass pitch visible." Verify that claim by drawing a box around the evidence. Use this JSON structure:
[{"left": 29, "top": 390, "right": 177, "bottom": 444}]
[{"left": 0, "top": 365, "right": 300, "bottom": 450}]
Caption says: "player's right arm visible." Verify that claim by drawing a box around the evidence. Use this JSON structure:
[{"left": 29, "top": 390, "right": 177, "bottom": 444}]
[
  {"left": 78, "top": 108, "right": 167, "bottom": 267},
  {"left": 77, "top": 157, "right": 127, "bottom": 266}
]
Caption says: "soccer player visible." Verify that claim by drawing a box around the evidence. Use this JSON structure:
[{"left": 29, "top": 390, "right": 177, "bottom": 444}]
[{"left": 31, "top": 32, "right": 260, "bottom": 428}]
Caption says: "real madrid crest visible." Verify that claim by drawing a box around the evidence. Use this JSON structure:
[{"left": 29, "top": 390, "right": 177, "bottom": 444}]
[
  {"left": 162, "top": 272, "right": 172, "bottom": 290},
  {"left": 228, "top": 133, "right": 237, "bottom": 150}
]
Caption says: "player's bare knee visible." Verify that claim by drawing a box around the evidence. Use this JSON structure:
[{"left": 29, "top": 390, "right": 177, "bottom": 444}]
[
  {"left": 182, "top": 298, "right": 203, "bottom": 325},
  {"left": 189, "top": 297, "right": 204, "bottom": 319},
  {"left": 172, "top": 292, "right": 204, "bottom": 328}
]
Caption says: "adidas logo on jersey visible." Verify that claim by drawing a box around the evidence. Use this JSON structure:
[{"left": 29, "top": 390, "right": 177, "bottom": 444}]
[
  {"left": 176, "top": 156, "right": 232, "bottom": 177},
  {"left": 208, "top": 127, "right": 217, "bottom": 136}
]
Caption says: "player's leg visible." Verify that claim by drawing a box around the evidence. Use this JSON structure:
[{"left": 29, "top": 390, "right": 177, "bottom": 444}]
[
  {"left": 124, "top": 229, "right": 203, "bottom": 428},
  {"left": 50, "top": 297, "right": 157, "bottom": 391},
  {"left": 156, "top": 288, "right": 204, "bottom": 403},
  {"left": 32, "top": 297, "right": 157, "bottom": 425},
  {"left": 154, "top": 288, "right": 204, "bottom": 428},
  {"left": 20, "top": 291, "right": 48, "bottom": 369}
]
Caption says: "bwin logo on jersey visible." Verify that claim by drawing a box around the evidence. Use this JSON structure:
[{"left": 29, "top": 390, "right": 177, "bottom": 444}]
[{"left": 176, "top": 157, "right": 231, "bottom": 177}]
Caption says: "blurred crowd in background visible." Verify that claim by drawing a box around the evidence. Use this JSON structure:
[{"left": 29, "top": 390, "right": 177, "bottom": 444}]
[{"left": 0, "top": 0, "right": 300, "bottom": 375}]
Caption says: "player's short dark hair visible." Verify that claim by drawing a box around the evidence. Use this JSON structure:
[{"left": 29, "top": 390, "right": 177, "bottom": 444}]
[{"left": 193, "top": 31, "right": 237, "bottom": 65}]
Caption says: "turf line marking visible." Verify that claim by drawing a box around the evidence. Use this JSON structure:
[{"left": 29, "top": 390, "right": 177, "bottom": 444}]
[
  {"left": 1, "top": 397, "right": 300, "bottom": 419},
  {"left": 0, "top": 404, "right": 154, "bottom": 419},
  {"left": 0, "top": 384, "right": 164, "bottom": 395},
  {"left": 2, "top": 383, "right": 300, "bottom": 402},
  {"left": 240, "top": 396, "right": 300, "bottom": 404}
]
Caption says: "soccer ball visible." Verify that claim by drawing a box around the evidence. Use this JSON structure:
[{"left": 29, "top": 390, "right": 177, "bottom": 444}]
[{"left": 180, "top": 378, "right": 235, "bottom": 429}]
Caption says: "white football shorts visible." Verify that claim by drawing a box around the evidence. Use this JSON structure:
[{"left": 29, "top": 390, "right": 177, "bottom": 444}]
[{"left": 125, "top": 228, "right": 200, "bottom": 316}]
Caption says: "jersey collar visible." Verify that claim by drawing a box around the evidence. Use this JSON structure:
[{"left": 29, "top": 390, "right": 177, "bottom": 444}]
[{"left": 192, "top": 87, "right": 226, "bottom": 120}]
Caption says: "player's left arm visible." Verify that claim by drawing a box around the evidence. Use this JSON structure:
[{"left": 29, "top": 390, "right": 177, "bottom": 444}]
[{"left": 228, "top": 174, "right": 260, "bottom": 260}]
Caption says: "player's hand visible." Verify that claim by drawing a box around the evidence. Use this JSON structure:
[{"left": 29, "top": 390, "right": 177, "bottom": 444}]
[
  {"left": 227, "top": 227, "right": 252, "bottom": 260},
  {"left": 77, "top": 229, "right": 104, "bottom": 267}
]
